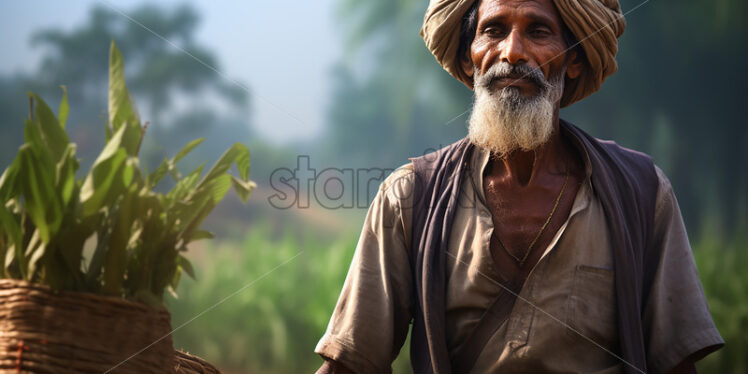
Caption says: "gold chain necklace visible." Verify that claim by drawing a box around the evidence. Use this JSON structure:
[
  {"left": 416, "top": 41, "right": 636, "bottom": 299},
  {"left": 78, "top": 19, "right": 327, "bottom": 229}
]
[{"left": 495, "top": 169, "right": 569, "bottom": 267}]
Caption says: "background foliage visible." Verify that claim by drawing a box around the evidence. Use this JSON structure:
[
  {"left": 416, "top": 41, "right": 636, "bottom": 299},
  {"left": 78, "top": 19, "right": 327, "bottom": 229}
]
[
  {"left": 0, "top": 0, "right": 746, "bottom": 373},
  {"left": 168, "top": 225, "right": 364, "bottom": 374}
]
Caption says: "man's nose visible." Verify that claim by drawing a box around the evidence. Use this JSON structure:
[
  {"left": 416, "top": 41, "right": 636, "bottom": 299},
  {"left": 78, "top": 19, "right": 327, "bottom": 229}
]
[{"left": 500, "top": 29, "right": 528, "bottom": 65}]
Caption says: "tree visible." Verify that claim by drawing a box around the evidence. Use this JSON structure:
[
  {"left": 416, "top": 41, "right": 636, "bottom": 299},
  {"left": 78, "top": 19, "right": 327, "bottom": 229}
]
[
  {"left": 324, "top": 0, "right": 473, "bottom": 169},
  {"left": 0, "top": 4, "right": 251, "bottom": 173}
]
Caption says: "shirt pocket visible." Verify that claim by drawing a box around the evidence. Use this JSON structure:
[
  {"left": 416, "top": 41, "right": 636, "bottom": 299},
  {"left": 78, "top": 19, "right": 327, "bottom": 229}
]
[{"left": 566, "top": 264, "right": 617, "bottom": 348}]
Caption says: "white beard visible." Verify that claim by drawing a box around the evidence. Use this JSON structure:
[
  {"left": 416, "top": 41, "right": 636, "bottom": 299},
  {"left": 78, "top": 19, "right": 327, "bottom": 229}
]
[{"left": 467, "top": 62, "right": 565, "bottom": 156}]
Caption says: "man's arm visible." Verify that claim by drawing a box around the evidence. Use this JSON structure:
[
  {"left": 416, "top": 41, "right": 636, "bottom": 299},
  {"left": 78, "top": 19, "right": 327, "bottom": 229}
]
[
  {"left": 667, "top": 359, "right": 696, "bottom": 374},
  {"left": 313, "top": 165, "right": 415, "bottom": 374},
  {"left": 315, "top": 358, "right": 356, "bottom": 374},
  {"left": 644, "top": 166, "right": 724, "bottom": 373},
  {"left": 666, "top": 344, "right": 723, "bottom": 374}
]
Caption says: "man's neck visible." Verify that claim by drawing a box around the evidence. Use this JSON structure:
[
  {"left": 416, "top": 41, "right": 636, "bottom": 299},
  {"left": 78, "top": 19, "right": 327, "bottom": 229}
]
[{"left": 489, "top": 114, "right": 570, "bottom": 186}]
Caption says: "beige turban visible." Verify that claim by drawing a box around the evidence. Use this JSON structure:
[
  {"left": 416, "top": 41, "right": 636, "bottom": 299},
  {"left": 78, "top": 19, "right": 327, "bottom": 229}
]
[{"left": 421, "top": 0, "right": 625, "bottom": 107}]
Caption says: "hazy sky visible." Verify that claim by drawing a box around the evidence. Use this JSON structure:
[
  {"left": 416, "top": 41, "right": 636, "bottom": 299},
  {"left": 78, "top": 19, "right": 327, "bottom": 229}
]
[{"left": 0, "top": 0, "right": 341, "bottom": 144}]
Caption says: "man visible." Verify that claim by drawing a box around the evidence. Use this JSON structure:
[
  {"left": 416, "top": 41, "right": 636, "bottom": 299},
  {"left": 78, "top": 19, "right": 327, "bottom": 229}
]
[{"left": 315, "top": 0, "right": 723, "bottom": 373}]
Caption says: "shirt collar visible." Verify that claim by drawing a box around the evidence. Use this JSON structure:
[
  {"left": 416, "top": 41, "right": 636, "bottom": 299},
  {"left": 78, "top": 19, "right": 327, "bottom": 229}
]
[{"left": 467, "top": 124, "right": 593, "bottom": 217}]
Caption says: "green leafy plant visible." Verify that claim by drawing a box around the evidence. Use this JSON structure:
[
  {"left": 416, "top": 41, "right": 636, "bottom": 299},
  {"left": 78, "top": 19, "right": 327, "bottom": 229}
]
[{"left": 0, "top": 41, "right": 255, "bottom": 305}]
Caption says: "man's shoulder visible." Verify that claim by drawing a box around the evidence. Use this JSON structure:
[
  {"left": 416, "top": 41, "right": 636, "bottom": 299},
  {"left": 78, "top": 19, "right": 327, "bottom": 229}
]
[
  {"left": 652, "top": 164, "right": 678, "bottom": 222},
  {"left": 595, "top": 137, "right": 655, "bottom": 167},
  {"left": 563, "top": 122, "right": 650, "bottom": 165},
  {"left": 595, "top": 139, "right": 662, "bottom": 199},
  {"left": 566, "top": 122, "right": 658, "bottom": 194},
  {"left": 379, "top": 163, "right": 415, "bottom": 205}
]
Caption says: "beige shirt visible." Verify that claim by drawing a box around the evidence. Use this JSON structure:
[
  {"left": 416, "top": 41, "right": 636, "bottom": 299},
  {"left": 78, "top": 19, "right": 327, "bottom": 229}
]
[{"left": 315, "top": 145, "right": 723, "bottom": 374}]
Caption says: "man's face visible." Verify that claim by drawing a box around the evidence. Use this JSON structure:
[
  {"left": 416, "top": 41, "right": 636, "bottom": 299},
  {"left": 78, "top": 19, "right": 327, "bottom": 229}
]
[
  {"left": 465, "top": 0, "right": 581, "bottom": 97},
  {"left": 464, "top": 0, "right": 583, "bottom": 155}
]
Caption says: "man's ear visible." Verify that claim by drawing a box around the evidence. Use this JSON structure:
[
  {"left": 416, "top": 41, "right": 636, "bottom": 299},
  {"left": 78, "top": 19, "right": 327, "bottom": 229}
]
[
  {"left": 565, "top": 49, "right": 583, "bottom": 80},
  {"left": 460, "top": 52, "right": 474, "bottom": 80}
]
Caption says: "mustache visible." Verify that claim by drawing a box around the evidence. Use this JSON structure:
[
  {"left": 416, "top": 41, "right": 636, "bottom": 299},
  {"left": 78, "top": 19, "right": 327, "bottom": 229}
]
[{"left": 476, "top": 62, "right": 551, "bottom": 93}]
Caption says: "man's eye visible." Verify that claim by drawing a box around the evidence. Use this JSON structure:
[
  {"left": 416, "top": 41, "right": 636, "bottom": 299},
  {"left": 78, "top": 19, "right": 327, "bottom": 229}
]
[
  {"left": 528, "top": 26, "right": 552, "bottom": 38},
  {"left": 483, "top": 26, "right": 506, "bottom": 37}
]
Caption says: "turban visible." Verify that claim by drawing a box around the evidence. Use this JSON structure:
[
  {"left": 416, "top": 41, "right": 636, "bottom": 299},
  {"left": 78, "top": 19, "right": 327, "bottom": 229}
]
[{"left": 421, "top": 0, "right": 625, "bottom": 107}]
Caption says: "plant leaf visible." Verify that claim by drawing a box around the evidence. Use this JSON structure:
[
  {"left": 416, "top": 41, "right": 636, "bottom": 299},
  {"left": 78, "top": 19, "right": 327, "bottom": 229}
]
[
  {"left": 237, "top": 146, "right": 250, "bottom": 181},
  {"left": 55, "top": 144, "right": 79, "bottom": 207},
  {"left": 167, "top": 162, "right": 204, "bottom": 202},
  {"left": 0, "top": 203, "right": 22, "bottom": 278},
  {"left": 178, "top": 254, "right": 195, "bottom": 280},
  {"left": 0, "top": 157, "right": 21, "bottom": 202},
  {"left": 173, "top": 199, "right": 213, "bottom": 246},
  {"left": 197, "top": 143, "right": 249, "bottom": 190},
  {"left": 147, "top": 158, "right": 170, "bottom": 188},
  {"left": 231, "top": 175, "right": 256, "bottom": 203},
  {"left": 58, "top": 85, "right": 69, "bottom": 129},
  {"left": 168, "top": 161, "right": 181, "bottom": 181},
  {"left": 24, "top": 115, "right": 45, "bottom": 147},
  {"left": 18, "top": 145, "right": 62, "bottom": 244},
  {"left": 122, "top": 157, "right": 137, "bottom": 187},
  {"left": 102, "top": 190, "right": 134, "bottom": 296},
  {"left": 0, "top": 203, "right": 21, "bottom": 249},
  {"left": 26, "top": 233, "right": 46, "bottom": 281},
  {"left": 174, "top": 138, "right": 204, "bottom": 164},
  {"left": 30, "top": 92, "right": 69, "bottom": 160},
  {"left": 204, "top": 174, "right": 232, "bottom": 203},
  {"left": 168, "top": 279, "right": 180, "bottom": 299},
  {"left": 4, "top": 242, "right": 20, "bottom": 279},
  {"left": 86, "top": 223, "right": 114, "bottom": 287},
  {"left": 108, "top": 41, "right": 141, "bottom": 155},
  {"left": 80, "top": 126, "right": 129, "bottom": 217},
  {"left": 189, "top": 230, "right": 214, "bottom": 242}
]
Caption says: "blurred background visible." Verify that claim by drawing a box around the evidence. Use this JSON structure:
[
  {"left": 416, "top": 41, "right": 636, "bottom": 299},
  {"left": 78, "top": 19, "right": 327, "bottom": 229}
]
[{"left": 0, "top": 0, "right": 746, "bottom": 373}]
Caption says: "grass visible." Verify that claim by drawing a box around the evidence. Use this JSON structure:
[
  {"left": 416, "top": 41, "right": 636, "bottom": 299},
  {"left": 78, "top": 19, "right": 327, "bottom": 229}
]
[
  {"left": 167, "top": 223, "right": 371, "bottom": 373},
  {"left": 693, "top": 231, "right": 748, "bottom": 374}
]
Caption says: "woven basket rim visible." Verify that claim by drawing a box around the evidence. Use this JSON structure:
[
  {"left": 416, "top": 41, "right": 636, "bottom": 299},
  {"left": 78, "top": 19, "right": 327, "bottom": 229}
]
[{"left": 0, "top": 278, "right": 169, "bottom": 313}]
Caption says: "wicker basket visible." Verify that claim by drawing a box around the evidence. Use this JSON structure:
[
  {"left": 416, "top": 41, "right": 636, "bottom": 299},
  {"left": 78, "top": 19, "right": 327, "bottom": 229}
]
[{"left": 0, "top": 279, "right": 174, "bottom": 373}]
